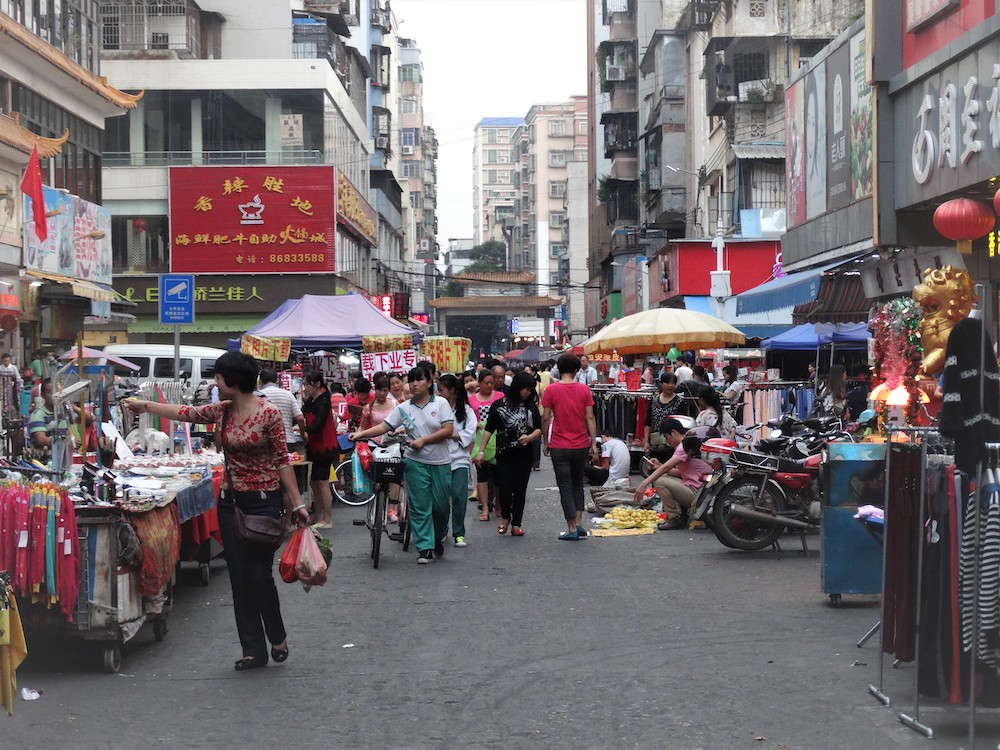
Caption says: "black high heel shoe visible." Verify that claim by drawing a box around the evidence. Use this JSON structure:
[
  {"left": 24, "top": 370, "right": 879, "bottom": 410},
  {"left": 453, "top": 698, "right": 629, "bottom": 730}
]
[{"left": 270, "top": 644, "right": 289, "bottom": 663}]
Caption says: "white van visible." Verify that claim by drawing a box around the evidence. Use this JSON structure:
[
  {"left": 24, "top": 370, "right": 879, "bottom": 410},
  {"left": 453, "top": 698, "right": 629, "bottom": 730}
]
[{"left": 101, "top": 344, "right": 226, "bottom": 383}]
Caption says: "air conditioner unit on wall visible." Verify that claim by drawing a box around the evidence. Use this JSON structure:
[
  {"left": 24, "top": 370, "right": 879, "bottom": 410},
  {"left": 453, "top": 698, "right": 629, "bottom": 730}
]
[
  {"left": 402, "top": 145, "right": 414, "bottom": 155},
  {"left": 376, "top": 136, "right": 389, "bottom": 149}
]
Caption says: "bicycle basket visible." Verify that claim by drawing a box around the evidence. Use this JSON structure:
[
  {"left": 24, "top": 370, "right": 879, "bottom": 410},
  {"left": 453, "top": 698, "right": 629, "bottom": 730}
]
[{"left": 371, "top": 457, "right": 403, "bottom": 483}]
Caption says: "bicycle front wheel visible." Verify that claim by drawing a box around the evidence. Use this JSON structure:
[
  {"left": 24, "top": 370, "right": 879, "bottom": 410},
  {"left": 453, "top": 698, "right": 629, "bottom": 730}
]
[
  {"left": 370, "top": 487, "right": 386, "bottom": 568},
  {"left": 332, "top": 458, "right": 374, "bottom": 506}
]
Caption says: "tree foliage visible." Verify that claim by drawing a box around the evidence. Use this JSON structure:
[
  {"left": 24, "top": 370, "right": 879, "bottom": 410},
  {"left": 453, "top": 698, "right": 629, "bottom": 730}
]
[{"left": 464, "top": 240, "right": 508, "bottom": 273}]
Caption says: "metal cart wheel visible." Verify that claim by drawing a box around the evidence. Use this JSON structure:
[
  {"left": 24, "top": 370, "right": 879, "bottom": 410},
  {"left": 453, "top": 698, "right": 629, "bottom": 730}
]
[
  {"left": 199, "top": 562, "right": 210, "bottom": 586},
  {"left": 829, "top": 593, "right": 843, "bottom": 608},
  {"left": 153, "top": 618, "right": 168, "bottom": 642},
  {"left": 102, "top": 644, "right": 122, "bottom": 674}
]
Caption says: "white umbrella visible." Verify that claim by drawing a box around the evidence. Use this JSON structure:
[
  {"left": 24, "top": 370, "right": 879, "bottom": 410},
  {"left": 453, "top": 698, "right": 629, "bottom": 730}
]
[{"left": 583, "top": 308, "right": 745, "bottom": 356}]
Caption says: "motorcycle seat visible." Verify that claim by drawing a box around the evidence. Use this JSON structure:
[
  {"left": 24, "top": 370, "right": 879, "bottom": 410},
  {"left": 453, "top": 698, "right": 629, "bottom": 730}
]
[
  {"left": 775, "top": 456, "right": 809, "bottom": 473},
  {"left": 757, "top": 438, "right": 786, "bottom": 453}
]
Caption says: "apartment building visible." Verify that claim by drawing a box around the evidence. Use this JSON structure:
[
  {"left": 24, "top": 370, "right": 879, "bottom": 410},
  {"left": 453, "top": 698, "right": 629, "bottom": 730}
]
[
  {"left": 472, "top": 117, "right": 522, "bottom": 247},
  {"left": 0, "top": 0, "right": 137, "bottom": 357},
  {"left": 588, "top": 0, "right": 864, "bottom": 327}
]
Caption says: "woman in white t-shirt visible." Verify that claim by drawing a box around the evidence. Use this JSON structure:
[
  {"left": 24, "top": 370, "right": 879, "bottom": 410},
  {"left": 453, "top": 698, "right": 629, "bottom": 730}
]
[{"left": 437, "top": 374, "right": 478, "bottom": 548}]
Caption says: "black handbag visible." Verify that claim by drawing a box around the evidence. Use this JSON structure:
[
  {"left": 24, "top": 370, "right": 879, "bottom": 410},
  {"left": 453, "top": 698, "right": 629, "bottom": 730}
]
[
  {"left": 221, "top": 403, "right": 284, "bottom": 550},
  {"left": 232, "top": 500, "right": 284, "bottom": 550}
]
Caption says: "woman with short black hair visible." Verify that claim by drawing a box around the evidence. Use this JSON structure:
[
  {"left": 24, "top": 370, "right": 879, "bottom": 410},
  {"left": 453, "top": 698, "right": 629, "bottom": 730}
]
[{"left": 126, "top": 351, "right": 310, "bottom": 670}]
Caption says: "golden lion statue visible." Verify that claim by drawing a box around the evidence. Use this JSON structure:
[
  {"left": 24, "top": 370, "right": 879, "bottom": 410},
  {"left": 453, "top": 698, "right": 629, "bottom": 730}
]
[{"left": 911, "top": 265, "right": 977, "bottom": 376}]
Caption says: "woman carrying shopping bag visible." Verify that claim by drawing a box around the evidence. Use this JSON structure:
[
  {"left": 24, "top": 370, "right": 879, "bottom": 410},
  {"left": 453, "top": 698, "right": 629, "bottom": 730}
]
[
  {"left": 127, "top": 352, "right": 310, "bottom": 671},
  {"left": 476, "top": 371, "right": 542, "bottom": 537}
]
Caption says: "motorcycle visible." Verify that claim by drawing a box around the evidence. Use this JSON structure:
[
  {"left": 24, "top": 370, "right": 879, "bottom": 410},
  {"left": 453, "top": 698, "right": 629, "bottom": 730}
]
[{"left": 693, "top": 416, "right": 852, "bottom": 548}]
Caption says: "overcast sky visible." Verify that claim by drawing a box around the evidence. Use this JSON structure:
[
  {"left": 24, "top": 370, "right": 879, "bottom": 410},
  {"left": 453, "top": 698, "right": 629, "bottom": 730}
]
[{"left": 393, "top": 0, "right": 588, "bottom": 245}]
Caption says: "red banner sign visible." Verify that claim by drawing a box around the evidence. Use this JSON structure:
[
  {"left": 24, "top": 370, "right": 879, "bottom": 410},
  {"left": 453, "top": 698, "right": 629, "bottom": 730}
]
[
  {"left": 371, "top": 294, "right": 393, "bottom": 317},
  {"left": 168, "top": 166, "right": 336, "bottom": 274}
]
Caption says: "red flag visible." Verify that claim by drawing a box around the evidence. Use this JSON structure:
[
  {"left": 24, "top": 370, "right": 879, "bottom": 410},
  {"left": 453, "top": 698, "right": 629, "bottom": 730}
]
[{"left": 20, "top": 145, "right": 47, "bottom": 243}]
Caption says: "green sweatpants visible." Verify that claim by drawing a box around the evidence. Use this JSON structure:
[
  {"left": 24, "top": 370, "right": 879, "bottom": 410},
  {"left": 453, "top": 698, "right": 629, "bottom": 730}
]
[
  {"left": 403, "top": 458, "right": 451, "bottom": 553},
  {"left": 449, "top": 466, "right": 470, "bottom": 539}
]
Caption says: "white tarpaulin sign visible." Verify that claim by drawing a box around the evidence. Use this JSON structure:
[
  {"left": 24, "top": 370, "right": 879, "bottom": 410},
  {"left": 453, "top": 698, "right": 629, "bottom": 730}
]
[{"left": 361, "top": 350, "right": 418, "bottom": 379}]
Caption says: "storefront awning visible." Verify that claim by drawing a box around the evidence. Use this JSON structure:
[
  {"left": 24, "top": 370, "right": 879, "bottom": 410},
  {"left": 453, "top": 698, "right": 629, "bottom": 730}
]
[
  {"left": 792, "top": 274, "right": 872, "bottom": 324},
  {"left": 27, "top": 270, "right": 131, "bottom": 304},
  {"left": 735, "top": 260, "right": 847, "bottom": 316}
]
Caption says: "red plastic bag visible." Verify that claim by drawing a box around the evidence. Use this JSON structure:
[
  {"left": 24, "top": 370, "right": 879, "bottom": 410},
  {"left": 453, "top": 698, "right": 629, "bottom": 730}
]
[
  {"left": 279, "top": 528, "right": 305, "bottom": 584},
  {"left": 355, "top": 441, "right": 373, "bottom": 470},
  {"left": 296, "top": 528, "right": 328, "bottom": 590}
]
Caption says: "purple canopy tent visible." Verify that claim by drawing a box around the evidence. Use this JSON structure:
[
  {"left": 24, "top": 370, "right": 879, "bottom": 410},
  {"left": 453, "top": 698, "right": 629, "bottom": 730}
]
[{"left": 232, "top": 294, "right": 422, "bottom": 351}]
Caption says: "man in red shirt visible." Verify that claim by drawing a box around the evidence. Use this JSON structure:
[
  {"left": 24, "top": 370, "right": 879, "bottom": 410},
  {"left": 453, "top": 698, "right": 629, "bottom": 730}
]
[
  {"left": 346, "top": 377, "right": 373, "bottom": 426},
  {"left": 541, "top": 352, "right": 600, "bottom": 540}
]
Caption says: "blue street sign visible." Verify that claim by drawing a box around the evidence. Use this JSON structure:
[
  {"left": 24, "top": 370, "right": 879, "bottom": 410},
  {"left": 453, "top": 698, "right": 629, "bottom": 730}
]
[{"left": 159, "top": 274, "right": 195, "bottom": 325}]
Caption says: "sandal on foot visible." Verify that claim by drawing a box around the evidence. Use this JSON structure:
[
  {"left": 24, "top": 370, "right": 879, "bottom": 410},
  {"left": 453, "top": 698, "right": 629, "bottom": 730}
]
[
  {"left": 498, "top": 521, "right": 510, "bottom": 534},
  {"left": 479, "top": 511, "right": 491, "bottom": 522},
  {"left": 270, "top": 644, "right": 289, "bottom": 663},
  {"left": 234, "top": 656, "right": 266, "bottom": 671},
  {"left": 511, "top": 526, "right": 525, "bottom": 537}
]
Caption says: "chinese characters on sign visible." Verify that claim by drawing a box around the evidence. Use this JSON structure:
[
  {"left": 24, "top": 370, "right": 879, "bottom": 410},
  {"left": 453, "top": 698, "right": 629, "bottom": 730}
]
[
  {"left": 241, "top": 334, "right": 292, "bottom": 362},
  {"left": 360, "top": 350, "right": 418, "bottom": 380},
  {"left": 371, "top": 294, "right": 393, "bottom": 317},
  {"left": 121, "top": 284, "right": 264, "bottom": 304},
  {"left": 169, "top": 166, "right": 336, "bottom": 274},
  {"left": 905, "top": 0, "right": 959, "bottom": 33},
  {"left": 336, "top": 169, "right": 378, "bottom": 246},
  {"left": 911, "top": 70, "right": 999, "bottom": 186}
]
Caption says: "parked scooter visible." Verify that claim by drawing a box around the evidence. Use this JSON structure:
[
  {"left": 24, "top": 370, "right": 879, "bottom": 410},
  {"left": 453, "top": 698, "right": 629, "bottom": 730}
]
[{"left": 693, "top": 416, "right": 852, "bottom": 548}]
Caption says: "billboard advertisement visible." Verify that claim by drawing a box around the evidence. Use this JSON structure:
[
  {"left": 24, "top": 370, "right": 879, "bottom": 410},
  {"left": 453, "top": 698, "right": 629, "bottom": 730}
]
[
  {"left": 804, "top": 63, "right": 827, "bottom": 221},
  {"left": 850, "top": 30, "right": 873, "bottom": 201},
  {"left": 23, "top": 188, "right": 112, "bottom": 283},
  {"left": 826, "top": 45, "right": 851, "bottom": 213},
  {"left": 168, "top": 166, "right": 337, "bottom": 274},
  {"left": 785, "top": 80, "right": 806, "bottom": 228},
  {"left": 336, "top": 170, "right": 378, "bottom": 247}
]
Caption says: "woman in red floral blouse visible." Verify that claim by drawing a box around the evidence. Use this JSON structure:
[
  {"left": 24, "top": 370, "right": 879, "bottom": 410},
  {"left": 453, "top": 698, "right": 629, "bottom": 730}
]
[{"left": 127, "top": 352, "right": 310, "bottom": 671}]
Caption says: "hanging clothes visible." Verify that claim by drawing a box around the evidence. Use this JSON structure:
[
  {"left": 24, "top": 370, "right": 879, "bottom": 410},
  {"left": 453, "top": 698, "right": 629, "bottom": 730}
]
[
  {"left": 960, "top": 468, "right": 1000, "bottom": 671},
  {"left": 882, "top": 442, "right": 923, "bottom": 662},
  {"left": 0, "top": 572, "right": 27, "bottom": 716}
]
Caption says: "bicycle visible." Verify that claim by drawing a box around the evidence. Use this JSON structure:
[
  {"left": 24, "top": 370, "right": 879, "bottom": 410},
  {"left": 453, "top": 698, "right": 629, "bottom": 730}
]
[
  {"left": 331, "top": 433, "right": 374, "bottom": 506},
  {"left": 354, "top": 435, "right": 409, "bottom": 568}
]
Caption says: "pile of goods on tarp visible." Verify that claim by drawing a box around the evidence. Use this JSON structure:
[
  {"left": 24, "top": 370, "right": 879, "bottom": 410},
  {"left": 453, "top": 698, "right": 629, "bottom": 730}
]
[{"left": 595, "top": 506, "right": 663, "bottom": 530}]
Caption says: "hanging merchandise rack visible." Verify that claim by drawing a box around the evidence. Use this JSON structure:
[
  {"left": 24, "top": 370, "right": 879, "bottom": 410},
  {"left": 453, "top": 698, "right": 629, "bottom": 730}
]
[{"left": 867, "top": 426, "right": 954, "bottom": 737}]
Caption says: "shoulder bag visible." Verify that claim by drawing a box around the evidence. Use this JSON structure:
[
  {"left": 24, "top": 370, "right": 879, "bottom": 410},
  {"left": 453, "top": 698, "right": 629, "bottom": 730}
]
[{"left": 221, "top": 403, "right": 285, "bottom": 551}]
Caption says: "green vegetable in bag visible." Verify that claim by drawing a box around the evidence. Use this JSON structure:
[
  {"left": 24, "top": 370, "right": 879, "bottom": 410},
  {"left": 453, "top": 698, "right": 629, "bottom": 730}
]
[{"left": 472, "top": 418, "right": 496, "bottom": 463}]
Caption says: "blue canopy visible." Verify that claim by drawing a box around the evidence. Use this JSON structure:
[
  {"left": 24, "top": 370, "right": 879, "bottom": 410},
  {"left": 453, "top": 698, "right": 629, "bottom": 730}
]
[
  {"left": 735, "top": 260, "right": 846, "bottom": 316},
  {"left": 761, "top": 322, "right": 868, "bottom": 350}
]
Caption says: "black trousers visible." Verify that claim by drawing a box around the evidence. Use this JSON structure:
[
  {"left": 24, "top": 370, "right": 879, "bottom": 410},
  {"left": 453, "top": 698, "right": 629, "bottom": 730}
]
[
  {"left": 218, "top": 491, "right": 286, "bottom": 661},
  {"left": 551, "top": 447, "right": 589, "bottom": 519},
  {"left": 495, "top": 448, "right": 533, "bottom": 526},
  {"left": 583, "top": 464, "right": 610, "bottom": 486}
]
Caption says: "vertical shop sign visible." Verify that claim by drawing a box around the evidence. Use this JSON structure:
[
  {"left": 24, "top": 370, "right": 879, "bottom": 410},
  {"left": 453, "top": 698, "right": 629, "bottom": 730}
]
[
  {"left": 850, "top": 30, "right": 873, "bottom": 200},
  {"left": 826, "top": 45, "right": 851, "bottom": 213}
]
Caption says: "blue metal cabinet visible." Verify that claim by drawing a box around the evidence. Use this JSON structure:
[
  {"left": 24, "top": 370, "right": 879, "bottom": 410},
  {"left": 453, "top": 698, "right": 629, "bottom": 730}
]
[{"left": 822, "top": 443, "right": 885, "bottom": 599}]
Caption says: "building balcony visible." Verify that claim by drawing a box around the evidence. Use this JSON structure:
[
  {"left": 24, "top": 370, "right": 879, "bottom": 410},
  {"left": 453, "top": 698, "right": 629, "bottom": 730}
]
[
  {"left": 678, "top": 0, "right": 721, "bottom": 31},
  {"left": 104, "top": 150, "right": 325, "bottom": 167},
  {"left": 598, "top": 40, "right": 637, "bottom": 94}
]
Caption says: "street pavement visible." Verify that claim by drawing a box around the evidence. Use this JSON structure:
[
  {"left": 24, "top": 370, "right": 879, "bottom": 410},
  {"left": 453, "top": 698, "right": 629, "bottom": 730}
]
[{"left": 5, "top": 460, "right": 994, "bottom": 749}]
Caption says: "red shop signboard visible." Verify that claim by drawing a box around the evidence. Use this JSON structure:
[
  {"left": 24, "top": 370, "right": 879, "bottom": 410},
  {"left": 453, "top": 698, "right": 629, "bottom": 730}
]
[{"left": 168, "top": 165, "right": 337, "bottom": 274}]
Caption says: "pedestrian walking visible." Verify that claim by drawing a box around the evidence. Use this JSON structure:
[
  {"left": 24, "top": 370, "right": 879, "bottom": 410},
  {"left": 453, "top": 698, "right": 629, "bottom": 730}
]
[
  {"left": 437, "top": 373, "right": 477, "bottom": 548},
  {"left": 126, "top": 352, "right": 310, "bottom": 670},
  {"left": 540, "top": 352, "right": 599, "bottom": 540},
  {"left": 301, "top": 371, "right": 338, "bottom": 528},
  {"left": 360, "top": 373, "right": 401, "bottom": 522},
  {"left": 470, "top": 369, "right": 504, "bottom": 521},
  {"left": 477, "top": 370, "right": 542, "bottom": 537},
  {"left": 256, "top": 368, "right": 306, "bottom": 452},
  {"left": 350, "top": 366, "right": 454, "bottom": 564}
]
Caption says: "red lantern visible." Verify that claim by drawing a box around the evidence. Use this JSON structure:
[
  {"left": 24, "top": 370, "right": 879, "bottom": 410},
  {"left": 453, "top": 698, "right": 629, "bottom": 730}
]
[
  {"left": 933, "top": 198, "right": 995, "bottom": 255},
  {"left": 132, "top": 218, "right": 147, "bottom": 232}
]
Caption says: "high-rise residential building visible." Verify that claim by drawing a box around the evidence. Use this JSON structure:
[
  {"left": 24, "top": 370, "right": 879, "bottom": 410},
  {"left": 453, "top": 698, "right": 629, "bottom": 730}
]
[
  {"left": 99, "top": 1, "right": 383, "bottom": 345},
  {"left": 513, "top": 101, "right": 586, "bottom": 295},
  {"left": 472, "top": 117, "right": 522, "bottom": 249},
  {"left": 398, "top": 38, "right": 438, "bottom": 328},
  {"left": 0, "top": 1, "right": 138, "bottom": 358}
]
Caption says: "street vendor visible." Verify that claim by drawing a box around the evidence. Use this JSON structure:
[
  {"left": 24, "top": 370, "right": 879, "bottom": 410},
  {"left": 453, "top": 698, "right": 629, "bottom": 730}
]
[
  {"left": 633, "top": 419, "right": 710, "bottom": 530},
  {"left": 26, "top": 377, "right": 93, "bottom": 456}
]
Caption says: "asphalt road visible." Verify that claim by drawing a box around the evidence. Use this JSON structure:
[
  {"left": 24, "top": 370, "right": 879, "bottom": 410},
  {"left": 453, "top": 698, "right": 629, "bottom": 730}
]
[{"left": 5, "top": 460, "right": 994, "bottom": 749}]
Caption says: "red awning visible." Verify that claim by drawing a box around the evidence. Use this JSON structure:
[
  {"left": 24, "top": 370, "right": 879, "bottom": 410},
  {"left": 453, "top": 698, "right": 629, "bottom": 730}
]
[
  {"left": 503, "top": 348, "right": 525, "bottom": 360},
  {"left": 792, "top": 274, "right": 872, "bottom": 324}
]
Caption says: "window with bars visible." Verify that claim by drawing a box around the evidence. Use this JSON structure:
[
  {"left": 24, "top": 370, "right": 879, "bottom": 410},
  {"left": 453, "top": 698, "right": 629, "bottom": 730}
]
[
  {"left": 402, "top": 161, "right": 421, "bottom": 177},
  {"left": 549, "top": 211, "right": 567, "bottom": 228},
  {"left": 549, "top": 181, "right": 567, "bottom": 198},
  {"left": 401, "top": 97, "right": 419, "bottom": 115},
  {"left": 402, "top": 128, "right": 420, "bottom": 146}
]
